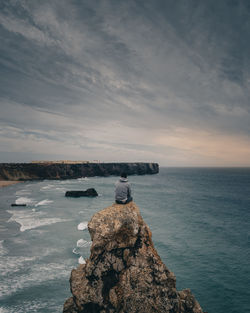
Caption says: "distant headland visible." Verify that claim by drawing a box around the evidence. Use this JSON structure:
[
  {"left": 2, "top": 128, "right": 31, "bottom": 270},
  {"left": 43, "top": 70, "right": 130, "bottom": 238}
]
[{"left": 0, "top": 162, "right": 159, "bottom": 181}]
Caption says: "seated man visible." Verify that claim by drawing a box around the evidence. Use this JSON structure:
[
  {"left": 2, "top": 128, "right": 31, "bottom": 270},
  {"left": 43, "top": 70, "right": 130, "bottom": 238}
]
[{"left": 115, "top": 172, "right": 133, "bottom": 204}]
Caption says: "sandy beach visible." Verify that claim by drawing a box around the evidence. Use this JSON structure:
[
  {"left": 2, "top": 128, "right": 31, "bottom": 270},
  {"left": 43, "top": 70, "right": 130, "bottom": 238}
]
[{"left": 0, "top": 181, "right": 20, "bottom": 188}]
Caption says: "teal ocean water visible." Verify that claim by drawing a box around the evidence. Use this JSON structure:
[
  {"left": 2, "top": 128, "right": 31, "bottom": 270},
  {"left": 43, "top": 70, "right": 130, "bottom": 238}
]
[{"left": 0, "top": 168, "right": 249, "bottom": 313}]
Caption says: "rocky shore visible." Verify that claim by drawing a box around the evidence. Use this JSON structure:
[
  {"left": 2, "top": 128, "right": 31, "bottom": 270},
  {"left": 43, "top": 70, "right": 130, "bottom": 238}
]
[
  {"left": 0, "top": 181, "right": 20, "bottom": 188},
  {"left": 63, "top": 202, "right": 204, "bottom": 313},
  {"left": 0, "top": 162, "right": 159, "bottom": 181}
]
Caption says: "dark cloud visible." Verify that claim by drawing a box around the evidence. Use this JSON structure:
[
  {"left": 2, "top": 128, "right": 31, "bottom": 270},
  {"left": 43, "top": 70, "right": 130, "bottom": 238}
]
[{"left": 0, "top": 0, "right": 250, "bottom": 165}]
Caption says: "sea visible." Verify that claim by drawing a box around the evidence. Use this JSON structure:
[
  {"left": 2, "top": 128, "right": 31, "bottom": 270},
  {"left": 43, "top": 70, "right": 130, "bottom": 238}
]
[{"left": 0, "top": 167, "right": 249, "bottom": 313}]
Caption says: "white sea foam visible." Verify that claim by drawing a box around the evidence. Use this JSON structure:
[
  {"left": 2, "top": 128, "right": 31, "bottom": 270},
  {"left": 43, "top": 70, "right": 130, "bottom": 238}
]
[
  {"left": 72, "top": 248, "right": 80, "bottom": 255},
  {"left": 0, "top": 240, "right": 8, "bottom": 256},
  {"left": 77, "top": 239, "right": 88, "bottom": 247},
  {"left": 7, "top": 209, "right": 70, "bottom": 232},
  {"left": 15, "top": 197, "right": 35, "bottom": 205},
  {"left": 0, "top": 301, "right": 60, "bottom": 313},
  {"left": 58, "top": 180, "right": 74, "bottom": 184},
  {"left": 15, "top": 189, "right": 31, "bottom": 196},
  {"left": 0, "top": 255, "right": 37, "bottom": 276},
  {"left": 77, "top": 222, "right": 88, "bottom": 231},
  {"left": 40, "top": 184, "right": 55, "bottom": 190},
  {"left": 78, "top": 256, "right": 86, "bottom": 264},
  {"left": 35, "top": 199, "right": 54, "bottom": 207},
  {"left": 77, "top": 177, "right": 89, "bottom": 181},
  {"left": 0, "top": 259, "right": 72, "bottom": 298}
]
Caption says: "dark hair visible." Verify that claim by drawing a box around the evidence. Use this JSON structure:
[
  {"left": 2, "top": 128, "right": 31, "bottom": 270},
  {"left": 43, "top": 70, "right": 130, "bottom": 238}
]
[{"left": 120, "top": 172, "right": 127, "bottom": 178}]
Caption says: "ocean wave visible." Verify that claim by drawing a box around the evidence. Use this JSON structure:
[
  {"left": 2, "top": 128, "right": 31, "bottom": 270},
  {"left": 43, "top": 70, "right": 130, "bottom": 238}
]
[
  {"left": 77, "top": 177, "right": 89, "bottom": 181},
  {"left": 0, "top": 240, "right": 8, "bottom": 256},
  {"left": 76, "top": 239, "right": 91, "bottom": 248},
  {"left": 40, "top": 184, "right": 55, "bottom": 190},
  {"left": 15, "top": 197, "right": 35, "bottom": 205},
  {"left": 0, "top": 255, "right": 37, "bottom": 277},
  {"left": 35, "top": 199, "right": 54, "bottom": 207},
  {"left": 0, "top": 301, "right": 61, "bottom": 313},
  {"left": 72, "top": 248, "right": 80, "bottom": 255},
  {"left": 7, "top": 209, "right": 70, "bottom": 232},
  {"left": 77, "top": 222, "right": 88, "bottom": 231},
  {"left": 0, "top": 247, "right": 59, "bottom": 277},
  {"left": 78, "top": 256, "right": 86, "bottom": 264},
  {"left": 15, "top": 189, "right": 31, "bottom": 196},
  {"left": 0, "top": 259, "right": 72, "bottom": 298}
]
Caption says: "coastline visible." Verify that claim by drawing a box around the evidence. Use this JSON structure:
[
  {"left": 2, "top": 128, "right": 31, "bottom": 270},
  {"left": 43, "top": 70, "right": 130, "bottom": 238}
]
[
  {"left": 0, "top": 162, "right": 159, "bottom": 181},
  {"left": 0, "top": 181, "right": 20, "bottom": 188}
]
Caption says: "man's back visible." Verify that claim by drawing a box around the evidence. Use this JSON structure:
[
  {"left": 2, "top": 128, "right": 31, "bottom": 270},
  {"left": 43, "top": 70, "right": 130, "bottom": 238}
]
[{"left": 115, "top": 175, "right": 132, "bottom": 204}]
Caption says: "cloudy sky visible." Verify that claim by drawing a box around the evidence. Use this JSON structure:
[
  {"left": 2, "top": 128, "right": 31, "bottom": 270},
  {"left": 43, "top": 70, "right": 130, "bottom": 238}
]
[{"left": 0, "top": 0, "right": 250, "bottom": 166}]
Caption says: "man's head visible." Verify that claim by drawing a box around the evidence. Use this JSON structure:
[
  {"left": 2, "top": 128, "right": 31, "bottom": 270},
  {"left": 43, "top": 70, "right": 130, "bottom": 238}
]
[{"left": 120, "top": 172, "right": 127, "bottom": 178}]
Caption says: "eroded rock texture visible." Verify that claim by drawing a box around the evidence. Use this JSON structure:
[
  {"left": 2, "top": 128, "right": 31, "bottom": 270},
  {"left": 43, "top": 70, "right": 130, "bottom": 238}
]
[{"left": 63, "top": 202, "right": 204, "bottom": 313}]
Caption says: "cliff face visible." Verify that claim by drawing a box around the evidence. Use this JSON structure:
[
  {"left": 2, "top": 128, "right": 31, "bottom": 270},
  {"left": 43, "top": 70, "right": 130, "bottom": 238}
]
[
  {"left": 63, "top": 202, "right": 204, "bottom": 313},
  {"left": 0, "top": 162, "right": 159, "bottom": 181}
]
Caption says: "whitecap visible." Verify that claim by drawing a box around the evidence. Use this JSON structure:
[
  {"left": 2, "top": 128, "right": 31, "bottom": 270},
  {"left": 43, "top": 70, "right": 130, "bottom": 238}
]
[
  {"left": 77, "top": 239, "right": 88, "bottom": 247},
  {"left": 0, "top": 258, "right": 72, "bottom": 298},
  {"left": 15, "top": 189, "right": 31, "bottom": 196},
  {"left": 72, "top": 248, "right": 80, "bottom": 255},
  {"left": 78, "top": 256, "right": 86, "bottom": 264},
  {"left": 40, "top": 184, "right": 55, "bottom": 190},
  {"left": 15, "top": 197, "right": 35, "bottom": 205},
  {"left": 78, "top": 211, "right": 84, "bottom": 214},
  {"left": 7, "top": 209, "right": 70, "bottom": 232},
  {"left": 77, "top": 177, "right": 89, "bottom": 181},
  {"left": 77, "top": 222, "right": 88, "bottom": 231},
  {"left": 35, "top": 199, "right": 54, "bottom": 207}
]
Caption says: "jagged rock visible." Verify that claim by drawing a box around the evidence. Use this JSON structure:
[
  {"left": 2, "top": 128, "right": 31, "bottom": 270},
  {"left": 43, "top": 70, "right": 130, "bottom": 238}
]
[
  {"left": 63, "top": 202, "right": 204, "bottom": 313},
  {"left": 65, "top": 188, "right": 98, "bottom": 197}
]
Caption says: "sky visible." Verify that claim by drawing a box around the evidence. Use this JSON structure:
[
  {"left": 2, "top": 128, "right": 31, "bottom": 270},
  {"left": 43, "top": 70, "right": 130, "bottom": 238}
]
[{"left": 0, "top": 0, "right": 250, "bottom": 166}]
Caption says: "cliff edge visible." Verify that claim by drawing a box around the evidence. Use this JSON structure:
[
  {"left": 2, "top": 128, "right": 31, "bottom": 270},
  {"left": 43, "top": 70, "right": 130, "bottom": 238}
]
[
  {"left": 0, "top": 162, "right": 158, "bottom": 181},
  {"left": 63, "top": 202, "right": 204, "bottom": 313}
]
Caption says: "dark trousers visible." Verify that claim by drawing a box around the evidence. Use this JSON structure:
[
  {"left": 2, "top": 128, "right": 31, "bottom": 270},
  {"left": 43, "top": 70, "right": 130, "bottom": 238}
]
[{"left": 115, "top": 196, "right": 133, "bottom": 204}]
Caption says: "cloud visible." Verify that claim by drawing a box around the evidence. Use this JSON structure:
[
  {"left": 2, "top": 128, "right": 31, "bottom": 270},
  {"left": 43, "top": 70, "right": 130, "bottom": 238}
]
[{"left": 0, "top": 0, "right": 250, "bottom": 165}]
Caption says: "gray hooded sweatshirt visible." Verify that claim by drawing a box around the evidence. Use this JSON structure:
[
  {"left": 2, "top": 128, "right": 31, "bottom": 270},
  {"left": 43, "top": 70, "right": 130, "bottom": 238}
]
[{"left": 115, "top": 177, "right": 131, "bottom": 202}]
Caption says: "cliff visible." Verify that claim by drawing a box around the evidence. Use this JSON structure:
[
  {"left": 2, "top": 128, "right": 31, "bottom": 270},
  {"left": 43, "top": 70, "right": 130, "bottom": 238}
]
[
  {"left": 63, "top": 202, "right": 204, "bottom": 313},
  {"left": 0, "top": 162, "right": 159, "bottom": 181}
]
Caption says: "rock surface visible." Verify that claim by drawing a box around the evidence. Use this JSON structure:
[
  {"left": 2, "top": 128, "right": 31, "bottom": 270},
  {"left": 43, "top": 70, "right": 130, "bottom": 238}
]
[
  {"left": 0, "top": 162, "right": 159, "bottom": 181},
  {"left": 65, "top": 188, "right": 98, "bottom": 197},
  {"left": 63, "top": 202, "right": 204, "bottom": 313}
]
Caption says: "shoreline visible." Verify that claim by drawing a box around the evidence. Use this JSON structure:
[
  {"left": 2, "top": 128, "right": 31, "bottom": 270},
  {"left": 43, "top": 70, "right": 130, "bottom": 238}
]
[
  {"left": 0, "top": 181, "right": 21, "bottom": 188},
  {"left": 0, "top": 162, "right": 159, "bottom": 181}
]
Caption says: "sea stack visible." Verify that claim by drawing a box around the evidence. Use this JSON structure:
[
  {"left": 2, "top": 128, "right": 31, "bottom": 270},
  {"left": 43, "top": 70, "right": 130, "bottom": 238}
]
[{"left": 63, "top": 202, "right": 204, "bottom": 313}]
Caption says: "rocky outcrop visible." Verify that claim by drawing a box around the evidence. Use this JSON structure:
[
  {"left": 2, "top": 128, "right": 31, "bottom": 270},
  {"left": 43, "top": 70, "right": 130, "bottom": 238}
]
[
  {"left": 63, "top": 202, "right": 204, "bottom": 313},
  {"left": 0, "top": 163, "right": 159, "bottom": 181},
  {"left": 65, "top": 188, "right": 98, "bottom": 197}
]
